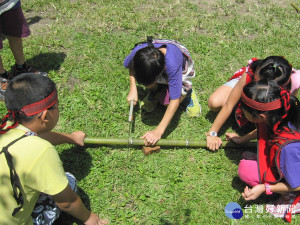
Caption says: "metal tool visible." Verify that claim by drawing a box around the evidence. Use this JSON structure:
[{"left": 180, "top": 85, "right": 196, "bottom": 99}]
[
  {"left": 127, "top": 100, "right": 134, "bottom": 152},
  {"left": 128, "top": 100, "right": 134, "bottom": 123}
]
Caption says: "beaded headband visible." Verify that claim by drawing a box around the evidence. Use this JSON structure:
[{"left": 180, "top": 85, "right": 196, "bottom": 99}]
[
  {"left": 241, "top": 92, "right": 282, "bottom": 111},
  {"left": 20, "top": 89, "right": 58, "bottom": 116}
]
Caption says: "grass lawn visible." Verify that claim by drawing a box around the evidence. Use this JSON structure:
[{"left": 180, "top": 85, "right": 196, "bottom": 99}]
[{"left": 0, "top": 0, "right": 299, "bottom": 224}]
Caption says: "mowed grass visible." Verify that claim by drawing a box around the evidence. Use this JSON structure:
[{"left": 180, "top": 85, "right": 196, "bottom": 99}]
[{"left": 0, "top": 0, "right": 299, "bottom": 224}]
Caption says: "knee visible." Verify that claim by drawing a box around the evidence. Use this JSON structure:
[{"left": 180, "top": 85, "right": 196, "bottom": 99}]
[
  {"left": 207, "top": 95, "right": 222, "bottom": 111},
  {"left": 238, "top": 159, "right": 260, "bottom": 187}
]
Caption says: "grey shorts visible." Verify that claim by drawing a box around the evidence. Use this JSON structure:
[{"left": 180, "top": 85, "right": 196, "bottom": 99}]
[{"left": 223, "top": 77, "right": 240, "bottom": 88}]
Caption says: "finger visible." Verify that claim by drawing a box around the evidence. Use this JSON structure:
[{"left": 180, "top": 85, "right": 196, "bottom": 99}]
[{"left": 141, "top": 133, "right": 148, "bottom": 139}]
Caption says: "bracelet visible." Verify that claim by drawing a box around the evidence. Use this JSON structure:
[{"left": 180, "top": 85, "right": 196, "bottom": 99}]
[{"left": 265, "top": 183, "right": 273, "bottom": 195}]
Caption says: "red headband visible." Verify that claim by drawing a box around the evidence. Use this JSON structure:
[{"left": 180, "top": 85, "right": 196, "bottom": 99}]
[
  {"left": 241, "top": 92, "right": 282, "bottom": 111},
  {"left": 21, "top": 89, "right": 58, "bottom": 116}
]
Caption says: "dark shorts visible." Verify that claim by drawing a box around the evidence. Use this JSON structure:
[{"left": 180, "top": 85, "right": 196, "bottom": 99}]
[{"left": 0, "top": 6, "right": 30, "bottom": 49}]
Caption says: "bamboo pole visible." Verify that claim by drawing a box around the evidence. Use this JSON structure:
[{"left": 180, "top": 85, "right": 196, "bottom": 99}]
[
  {"left": 84, "top": 137, "right": 256, "bottom": 148},
  {"left": 291, "top": 2, "right": 299, "bottom": 13}
]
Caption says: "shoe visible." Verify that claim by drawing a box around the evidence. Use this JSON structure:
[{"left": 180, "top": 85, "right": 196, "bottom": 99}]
[
  {"left": 242, "top": 151, "right": 257, "bottom": 160},
  {"left": 185, "top": 89, "right": 201, "bottom": 117},
  {"left": 0, "top": 75, "right": 9, "bottom": 101},
  {"left": 65, "top": 172, "right": 77, "bottom": 192},
  {"left": 140, "top": 90, "right": 160, "bottom": 112},
  {"left": 10, "top": 63, "right": 47, "bottom": 77}
]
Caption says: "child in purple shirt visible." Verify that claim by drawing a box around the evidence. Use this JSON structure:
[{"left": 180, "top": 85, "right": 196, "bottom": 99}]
[{"left": 124, "top": 40, "right": 201, "bottom": 146}]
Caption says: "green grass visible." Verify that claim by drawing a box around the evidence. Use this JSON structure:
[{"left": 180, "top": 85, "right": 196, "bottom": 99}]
[{"left": 1, "top": 0, "right": 300, "bottom": 224}]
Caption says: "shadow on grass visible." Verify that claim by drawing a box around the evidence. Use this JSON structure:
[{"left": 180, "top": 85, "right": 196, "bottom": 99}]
[
  {"left": 59, "top": 146, "right": 92, "bottom": 181},
  {"left": 141, "top": 104, "right": 184, "bottom": 138},
  {"left": 136, "top": 85, "right": 183, "bottom": 138},
  {"left": 25, "top": 52, "right": 66, "bottom": 73},
  {"left": 27, "top": 16, "right": 42, "bottom": 26}
]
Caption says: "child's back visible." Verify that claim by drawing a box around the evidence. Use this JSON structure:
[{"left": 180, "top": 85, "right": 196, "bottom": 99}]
[{"left": 0, "top": 124, "right": 68, "bottom": 224}]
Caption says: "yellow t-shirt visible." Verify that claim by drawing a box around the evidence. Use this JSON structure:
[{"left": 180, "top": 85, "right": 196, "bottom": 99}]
[{"left": 0, "top": 124, "right": 68, "bottom": 225}]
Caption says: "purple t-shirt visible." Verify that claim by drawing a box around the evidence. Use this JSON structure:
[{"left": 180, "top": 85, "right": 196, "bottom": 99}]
[
  {"left": 280, "top": 142, "right": 300, "bottom": 189},
  {"left": 123, "top": 43, "right": 184, "bottom": 100}
]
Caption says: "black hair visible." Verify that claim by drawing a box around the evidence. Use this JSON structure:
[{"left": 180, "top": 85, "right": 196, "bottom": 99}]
[
  {"left": 5, "top": 73, "right": 56, "bottom": 122},
  {"left": 256, "top": 56, "right": 292, "bottom": 90},
  {"left": 249, "top": 59, "right": 263, "bottom": 73},
  {"left": 241, "top": 79, "right": 300, "bottom": 134},
  {"left": 132, "top": 45, "right": 165, "bottom": 86}
]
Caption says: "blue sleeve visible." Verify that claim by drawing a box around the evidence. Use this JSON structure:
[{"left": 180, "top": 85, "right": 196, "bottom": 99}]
[
  {"left": 280, "top": 142, "right": 300, "bottom": 189},
  {"left": 123, "top": 43, "right": 149, "bottom": 68},
  {"left": 165, "top": 44, "right": 183, "bottom": 100}
]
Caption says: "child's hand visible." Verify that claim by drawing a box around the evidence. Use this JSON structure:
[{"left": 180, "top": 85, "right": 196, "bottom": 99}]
[
  {"left": 127, "top": 91, "right": 138, "bottom": 105},
  {"left": 226, "top": 133, "right": 243, "bottom": 144},
  {"left": 70, "top": 131, "right": 86, "bottom": 146},
  {"left": 206, "top": 136, "right": 222, "bottom": 151},
  {"left": 84, "top": 212, "right": 108, "bottom": 225},
  {"left": 141, "top": 130, "right": 162, "bottom": 146},
  {"left": 242, "top": 185, "right": 265, "bottom": 201}
]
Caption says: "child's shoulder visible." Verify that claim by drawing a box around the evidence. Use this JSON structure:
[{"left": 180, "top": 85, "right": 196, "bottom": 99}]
[{"left": 1, "top": 128, "right": 54, "bottom": 154}]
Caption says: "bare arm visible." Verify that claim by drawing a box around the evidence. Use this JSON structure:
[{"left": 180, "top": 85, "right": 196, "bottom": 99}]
[
  {"left": 242, "top": 182, "right": 300, "bottom": 201},
  {"left": 39, "top": 131, "right": 86, "bottom": 146},
  {"left": 52, "top": 185, "right": 108, "bottom": 224},
  {"left": 142, "top": 98, "right": 180, "bottom": 146},
  {"left": 226, "top": 129, "right": 257, "bottom": 144},
  {"left": 207, "top": 73, "right": 247, "bottom": 151},
  {"left": 127, "top": 66, "right": 138, "bottom": 105}
]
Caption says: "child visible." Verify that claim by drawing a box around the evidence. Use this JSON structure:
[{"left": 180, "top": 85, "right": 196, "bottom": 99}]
[
  {"left": 0, "top": 73, "right": 108, "bottom": 225},
  {"left": 237, "top": 80, "right": 300, "bottom": 222},
  {"left": 0, "top": 0, "right": 47, "bottom": 100},
  {"left": 124, "top": 38, "right": 201, "bottom": 146},
  {"left": 206, "top": 56, "right": 299, "bottom": 151}
]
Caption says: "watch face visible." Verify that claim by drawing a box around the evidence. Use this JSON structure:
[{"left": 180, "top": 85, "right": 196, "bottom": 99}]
[{"left": 210, "top": 131, "right": 217, "bottom": 137}]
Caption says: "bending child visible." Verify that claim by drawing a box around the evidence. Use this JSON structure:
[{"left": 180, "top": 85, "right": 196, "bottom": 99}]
[
  {"left": 0, "top": 73, "right": 108, "bottom": 225},
  {"left": 237, "top": 80, "right": 300, "bottom": 222},
  {"left": 124, "top": 38, "right": 201, "bottom": 146},
  {"left": 206, "top": 56, "right": 299, "bottom": 150}
]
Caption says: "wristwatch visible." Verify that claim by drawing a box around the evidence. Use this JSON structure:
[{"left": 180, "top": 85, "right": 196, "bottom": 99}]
[
  {"left": 208, "top": 131, "right": 218, "bottom": 137},
  {"left": 264, "top": 183, "right": 273, "bottom": 195}
]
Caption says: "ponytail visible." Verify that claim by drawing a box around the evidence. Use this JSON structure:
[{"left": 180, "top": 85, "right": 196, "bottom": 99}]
[
  {"left": 0, "top": 112, "right": 19, "bottom": 134},
  {"left": 258, "top": 56, "right": 292, "bottom": 90},
  {"left": 272, "top": 89, "right": 290, "bottom": 134}
]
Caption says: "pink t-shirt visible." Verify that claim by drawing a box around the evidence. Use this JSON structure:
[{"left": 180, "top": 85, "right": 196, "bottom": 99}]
[{"left": 291, "top": 69, "right": 300, "bottom": 95}]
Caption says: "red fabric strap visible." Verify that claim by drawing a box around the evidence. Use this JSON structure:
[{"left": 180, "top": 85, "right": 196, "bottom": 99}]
[
  {"left": 241, "top": 92, "right": 282, "bottom": 111},
  {"left": 21, "top": 90, "right": 58, "bottom": 116},
  {"left": 285, "top": 195, "right": 300, "bottom": 223}
]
